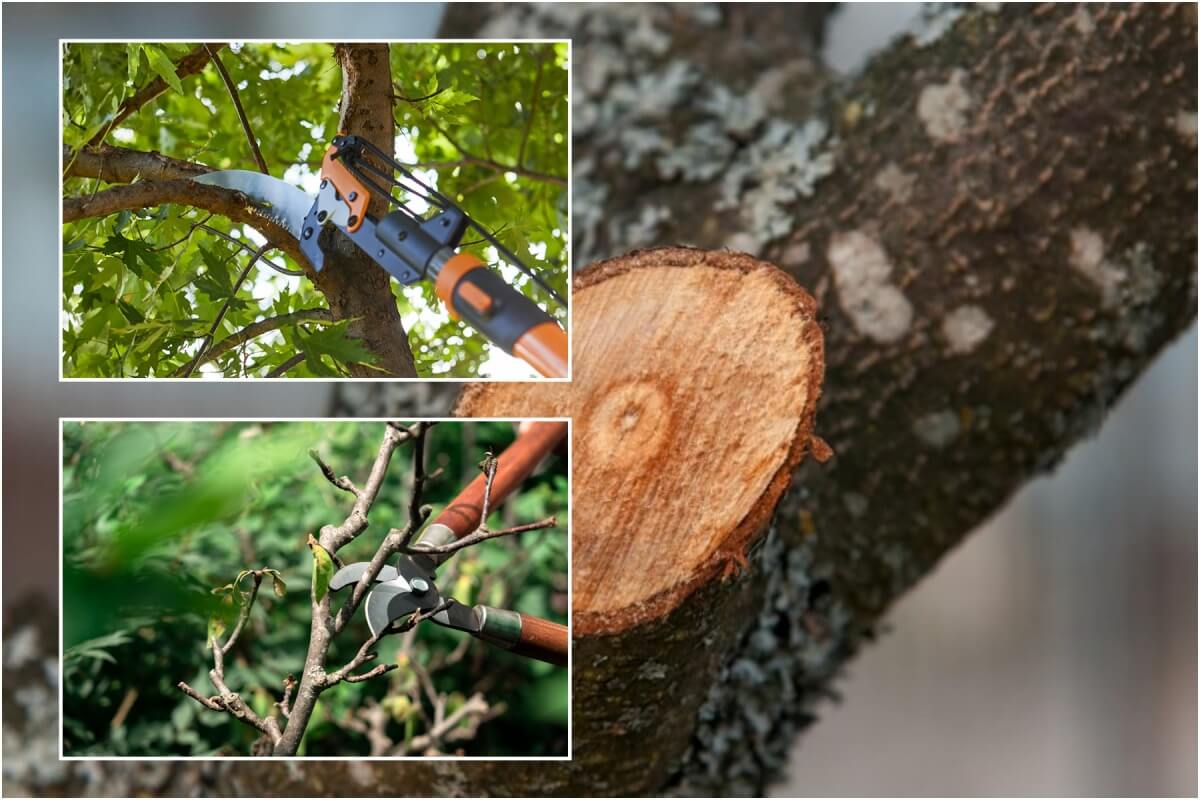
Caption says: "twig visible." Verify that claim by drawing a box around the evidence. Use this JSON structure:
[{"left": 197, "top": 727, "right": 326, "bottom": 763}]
[
  {"left": 309, "top": 449, "right": 360, "bottom": 496},
  {"left": 277, "top": 675, "right": 295, "bottom": 719},
  {"left": 411, "top": 518, "right": 558, "bottom": 555},
  {"left": 177, "top": 569, "right": 284, "bottom": 746},
  {"left": 517, "top": 47, "right": 549, "bottom": 170},
  {"left": 179, "top": 242, "right": 270, "bottom": 377},
  {"left": 266, "top": 352, "right": 306, "bottom": 378},
  {"left": 405, "top": 453, "right": 558, "bottom": 557},
  {"left": 205, "top": 45, "right": 270, "bottom": 175}
]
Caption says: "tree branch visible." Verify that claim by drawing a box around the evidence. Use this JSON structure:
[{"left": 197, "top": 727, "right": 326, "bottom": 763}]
[
  {"left": 176, "top": 570, "right": 284, "bottom": 747},
  {"left": 171, "top": 309, "right": 331, "bottom": 377},
  {"left": 86, "top": 43, "right": 225, "bottom": 147},
  {"left": 62, "top": 178, "right": 309, "bottom": 268},
  {"left": 64, "top": 143, "right": 211, "bottom": 183},
  {"left": 178, "top": 242, "right": 269, "bottom": 377},
  {"left": 204, "top": 45, "right": 269, "bottom": 175},
  {"left": 405, "top": 453, "right": 557, "bottom": 556}
]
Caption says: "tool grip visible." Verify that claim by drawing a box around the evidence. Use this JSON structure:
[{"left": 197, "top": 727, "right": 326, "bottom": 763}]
[
  {"left": 476, "top": 606, "right": 568, "bottom": 667},
  {"left": 435, "top": 253, "right": 568, "bottom": 378},
  {"left": 510, "top": 614, "right": 569, "bottom": 667}
]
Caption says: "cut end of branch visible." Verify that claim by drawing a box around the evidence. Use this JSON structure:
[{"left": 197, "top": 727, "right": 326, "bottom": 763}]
[{"left": 456, "top": 246, "right": 825, "bottom": 637}]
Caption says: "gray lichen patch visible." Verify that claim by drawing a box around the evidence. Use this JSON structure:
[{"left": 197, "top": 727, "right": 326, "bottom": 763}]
[
  {"left": 827, "top": 230, "right": 913, "bottom": 343},
  {"left": 873, "top": 162, "right": 916, "bottom": 203},
  {"left": 917, "top": 68, "right": 972, "bottom": 143},
  {"left": 1172, "top": 110, "right": 1197, "bottom": 147},
  {"left": 717, "top": 119, "right": 836, "bottom": 253},
  {"left": 942, "top": 304, "right": 995, "bottom": 355},
  {"left": 668, "top": 525, "right": 853, "bottom": 796},
  {"left": 1069, "top": 226, "right": 1126, "bottom": 308},
  {"left": 912, "top": 409, "right": 961, "bottom": 448},
  {"left": 1073, "top": 7, "right": 1097, "bottom": 36}
]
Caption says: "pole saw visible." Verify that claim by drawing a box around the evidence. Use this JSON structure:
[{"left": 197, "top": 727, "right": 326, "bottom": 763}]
[{"left": 195, "top": 135, "right": 568, "bottom": 378}]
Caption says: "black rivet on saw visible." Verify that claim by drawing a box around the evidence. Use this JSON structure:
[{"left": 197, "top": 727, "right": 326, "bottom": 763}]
[
  {"left": 348, "top": 191, "right": 357, "bottom": 201},
  {"left": 377, "top": 249, "right": 385, "bottom": 258},
  {"left": 303, "top": 227, "right": 313, "bottom": 240},
  {"left": 398, "top": 231, "right": 407, "bottom": 241},
  {"left": 347, "top": 215, "right": 358, "bottom": 227},
  {"left": 317, "top": 210, "right": 327, "bottom": 223},
  {"left": 319, "top": 179, "right": 327, "bottom": 190}
]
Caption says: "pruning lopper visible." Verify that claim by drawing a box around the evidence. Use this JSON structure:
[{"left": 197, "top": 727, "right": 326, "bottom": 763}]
[
  {"left": 194, "top": 135, "right": 568, "bottom": 378},
  {"left": 329, "top": 421, "right": 569, "bottom": 667}
]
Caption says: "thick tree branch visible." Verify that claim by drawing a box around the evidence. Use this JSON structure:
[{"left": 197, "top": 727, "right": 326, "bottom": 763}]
[
  {"left": 276, "top": 43, "right": 417, "bottom": 378},
  {"left": 62, "top": 178, "right": 309, "bottom": 268},
  {"left": 86, "top": 43, "right": 225, "bottom": 147},
  {"left": 64, "top": 143, "right": 211, "bottom": 183}
]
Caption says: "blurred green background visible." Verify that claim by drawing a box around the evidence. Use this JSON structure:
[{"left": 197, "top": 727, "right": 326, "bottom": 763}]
[{"left": 61, "top": 420, "right": 568, "bottom": 757}]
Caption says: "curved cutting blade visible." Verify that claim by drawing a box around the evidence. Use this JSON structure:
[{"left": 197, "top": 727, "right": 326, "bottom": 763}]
[
  {"left": 192, "top": 170, "right": 312, "bottom": 240},
  {"left": 365, "top": 581, "right": 425, "bottom": 637}
]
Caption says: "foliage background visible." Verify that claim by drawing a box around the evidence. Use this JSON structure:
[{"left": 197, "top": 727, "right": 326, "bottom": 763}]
[
  {"left": 61, "top": 41, "right": 569, "bottom": 378},
  {"left": 61, "top": 420, "right": 569, "bottom": 757}
]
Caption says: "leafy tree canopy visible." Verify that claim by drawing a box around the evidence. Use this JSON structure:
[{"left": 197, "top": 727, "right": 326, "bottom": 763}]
[{"left": 62, "top": 42, "right": 568, "bottom": 378}]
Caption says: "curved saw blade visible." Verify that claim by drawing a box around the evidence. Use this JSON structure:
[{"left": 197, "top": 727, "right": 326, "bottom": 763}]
[{"left": 192, "top": 170, "right": 312, "bottom": 240}]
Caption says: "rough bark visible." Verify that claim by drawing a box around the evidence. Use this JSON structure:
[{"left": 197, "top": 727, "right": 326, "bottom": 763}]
[
  {"left": 13, "top": 4, "right": 1197, "bottom": 798},
  {"left": 64, "top": 143, "right": 211, "bottom": 183},
  {"left": 305, "top": 44, "right": 417, "bottom": 378}
]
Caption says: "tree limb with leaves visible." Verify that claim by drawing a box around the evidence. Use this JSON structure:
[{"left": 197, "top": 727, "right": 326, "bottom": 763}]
[{"left": 61, "top": 41, "right": 568, "bottom": 378}]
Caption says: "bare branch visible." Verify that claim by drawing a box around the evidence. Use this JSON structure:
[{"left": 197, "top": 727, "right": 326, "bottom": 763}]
[
  {"left": 309, "top": 449, "right": 361, "bottom": 496},
  {"left": 277, "top": 674, "right": 296, "bottom": 719},
  {"left": 405, "top": 451, "right": 558, "bottom": 557},
  {"left": 320, "top": 423, "right": 420, "bottom": 553},
  {"left": 205, "top": 45, "right": 270, "bottom": 175},
  {"left": 399, "top": 693, "right": 500, "bottom": 756},
  {"left": 412, "top": 518, "right": 558, "bottom": 556},
  {"left": 176, "top": 681, "right": 222, "bottom": 710}
]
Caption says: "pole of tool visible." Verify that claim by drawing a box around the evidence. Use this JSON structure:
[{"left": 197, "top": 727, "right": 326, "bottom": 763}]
[{"left": 418, "top": 420, "right": 568, "bottom": 559}]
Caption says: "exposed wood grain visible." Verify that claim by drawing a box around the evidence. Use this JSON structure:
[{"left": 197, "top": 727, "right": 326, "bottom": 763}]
[{"left": 457, "top": 246, "right": 825, "bottom": 636}]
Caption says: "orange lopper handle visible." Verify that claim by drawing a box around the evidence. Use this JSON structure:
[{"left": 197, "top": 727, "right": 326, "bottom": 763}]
[
  {"left": 435, "top": 252, "right": 568, "bottom": 378},
  {"left": 509, "top": 614, "right": 569, "bottom": 667},
  {"left": 430, "top": 420, "right": 568, "bottom": 540}
]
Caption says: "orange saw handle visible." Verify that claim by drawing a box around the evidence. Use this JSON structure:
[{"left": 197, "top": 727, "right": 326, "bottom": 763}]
[{"left": 435, "top": 253, "right": 568, "bottom": 378}]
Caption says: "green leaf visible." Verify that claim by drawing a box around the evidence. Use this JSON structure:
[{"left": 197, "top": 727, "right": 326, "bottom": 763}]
[
  {"left": 297, "top": 319, "right": 377, "bottom": 367},
  {"left": 126, "top": 43, "right": 142, "bottom": 85},
  {"left": 307, "top": 534, "right": 333, "bottom": 603},
  {"left": 144, "top": 45, "right": 184, "bottom": 95}
]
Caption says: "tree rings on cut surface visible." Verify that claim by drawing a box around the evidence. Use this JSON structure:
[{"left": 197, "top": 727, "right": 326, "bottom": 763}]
[{"left": 456, "top": 247, "right": 824, "bottom": 637}]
